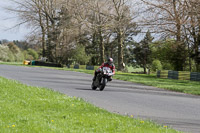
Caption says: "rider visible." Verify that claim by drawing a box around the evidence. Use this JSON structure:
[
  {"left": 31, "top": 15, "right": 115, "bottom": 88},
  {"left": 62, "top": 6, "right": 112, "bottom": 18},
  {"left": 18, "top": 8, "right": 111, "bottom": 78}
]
[{"left": 93, "top": 58, "right": 115, "bottom": 81}]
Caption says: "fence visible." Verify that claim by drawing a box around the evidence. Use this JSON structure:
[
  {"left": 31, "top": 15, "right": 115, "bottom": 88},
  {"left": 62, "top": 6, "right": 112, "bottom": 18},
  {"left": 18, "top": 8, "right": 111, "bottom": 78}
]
[
  {"left": 68, "top": 65, "right": 99, "bottom": 70},
  {"left": 24, "top": 60, "right": 62, "bottom": 67},
  {"left": 157, "top": 70, "right": 200, "bottom": 81},
  {"left": 25, "top": 61, "right": 99, "bottom": 70}
]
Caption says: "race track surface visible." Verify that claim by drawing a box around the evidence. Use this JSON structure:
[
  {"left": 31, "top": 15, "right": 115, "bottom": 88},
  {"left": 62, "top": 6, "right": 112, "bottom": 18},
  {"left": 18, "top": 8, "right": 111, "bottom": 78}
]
[{"left": 0, "top": 65, "right": 200, "bottom": 133}]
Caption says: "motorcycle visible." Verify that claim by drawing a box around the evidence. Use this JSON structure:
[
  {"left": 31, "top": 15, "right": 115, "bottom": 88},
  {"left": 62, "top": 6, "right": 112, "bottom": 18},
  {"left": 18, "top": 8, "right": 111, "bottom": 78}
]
[{"left": 91, "top": 67, "right": 113, "bottom": 91}]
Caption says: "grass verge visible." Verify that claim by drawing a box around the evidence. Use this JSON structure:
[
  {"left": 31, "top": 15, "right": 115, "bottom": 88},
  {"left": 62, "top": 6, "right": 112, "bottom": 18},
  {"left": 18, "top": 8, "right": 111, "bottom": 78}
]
[
  {"left": 0, "top": 62, "right": 23, "bottom": 66},
  {"left": 114, "top": 72, "right": 200, "bottom": 95},
  {"left": 0, "top": 77, "right": 180, "bottom": 133}
]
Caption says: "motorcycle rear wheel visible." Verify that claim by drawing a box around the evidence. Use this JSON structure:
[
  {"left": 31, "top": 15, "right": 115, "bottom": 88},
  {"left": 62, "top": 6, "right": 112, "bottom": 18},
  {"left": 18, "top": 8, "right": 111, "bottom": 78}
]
[{"left": 91, "top": 81, "right": 97, "bottom": 90}]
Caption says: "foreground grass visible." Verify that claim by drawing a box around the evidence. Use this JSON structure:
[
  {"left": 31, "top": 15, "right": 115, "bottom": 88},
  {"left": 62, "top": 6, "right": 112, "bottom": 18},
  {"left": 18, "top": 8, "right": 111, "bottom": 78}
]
[{"left": 0, "top": 77, "right": 179, "bottom": 133}]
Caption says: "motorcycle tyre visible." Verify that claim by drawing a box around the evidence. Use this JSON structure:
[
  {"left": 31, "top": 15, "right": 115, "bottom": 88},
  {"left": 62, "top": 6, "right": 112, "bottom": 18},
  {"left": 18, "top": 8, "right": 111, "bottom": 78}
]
[
  {"left": 99, "top": 78, "right": 106, "bottom": 91},
  {"left": 91, "top": 81, "right": 97, "bottom": 90}
]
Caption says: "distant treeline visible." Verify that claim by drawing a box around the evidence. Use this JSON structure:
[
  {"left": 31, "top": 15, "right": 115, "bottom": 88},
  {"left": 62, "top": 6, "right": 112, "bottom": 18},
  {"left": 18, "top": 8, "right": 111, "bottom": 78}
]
[{"left": 0, "top": 41, "right": 38, "bottom": 62}]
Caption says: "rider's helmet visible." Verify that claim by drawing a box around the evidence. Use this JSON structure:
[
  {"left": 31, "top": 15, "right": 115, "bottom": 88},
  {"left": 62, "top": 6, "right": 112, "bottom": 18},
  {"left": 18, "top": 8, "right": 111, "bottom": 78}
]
[{"left": 107, "top": 58, "right": 113, "bottom": 66}]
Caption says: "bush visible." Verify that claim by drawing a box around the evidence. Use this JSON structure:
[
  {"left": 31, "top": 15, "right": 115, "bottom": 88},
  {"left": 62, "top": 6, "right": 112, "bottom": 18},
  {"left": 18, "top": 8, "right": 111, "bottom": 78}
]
[
  {"left": 0, "top": 44, "right": 24, "bottom": 62},
  {"left": 15, "top": 52, "right": 24, "bottom": 62},
  {"left": 72, "top": 45, "right": 91, "bottom": 65},
  {"left": 27, "top": 48, "right": 39, "bottom": 60},
  {"left": 23, "top": 49, "right": 39, "bottom": 60},
  {"left": 0, "top": 45, "right": 14, "bottom": 62},
  {"left": 151, "top": 59, "right": 162, "bottom": 71},
  {"left": 7, "top": 42, "right": 20, "bottom": 54},
  {"left": 162, "top": 62, "right": 173, "bottom": 70}
]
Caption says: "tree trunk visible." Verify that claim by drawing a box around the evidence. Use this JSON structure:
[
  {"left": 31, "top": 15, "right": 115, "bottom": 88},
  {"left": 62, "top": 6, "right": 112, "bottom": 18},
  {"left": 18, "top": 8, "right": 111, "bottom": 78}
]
[
  {"left": 117, "top": 30, "right": 124, "bottom": 71},
  {"left": 99, "top": 29, "right": 105, "bottom": 63},
  {"left": 46, "top": 14, "right": 51, "bottom": 62},
  {"left": 92, "top": 32, "right": 99, "bottom": 65},
  {"left": 42, "top": 28, "right": 46, "bottom": 57},
  {"left": 197, "top": 26, "right": 200, "bottom": 71},
  {"left": 110, "top": 45, "right": 113, "bottom": 59},
  {"left": 38, "top": 1, "right": 46, "bottom": 57},
  {"left": 143, "top": 58, "right": 147, "bottom": 74},
  {"left": 143, "top": 67, "right": 146, "bottom": 74},
  {"left": 173, "top": 0, "right": 184, "bottom": 71}
]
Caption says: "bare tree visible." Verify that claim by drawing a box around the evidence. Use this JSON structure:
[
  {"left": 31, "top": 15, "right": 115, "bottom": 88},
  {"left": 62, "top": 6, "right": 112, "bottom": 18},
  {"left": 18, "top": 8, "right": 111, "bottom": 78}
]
[
  {"left": 70, "top": 0, "right": 114, "bottom": 64},
  {"left": 7, "top": 0, "right": 76, "bottom": 64},
  {"left": 7, "top": 0, "right": 47, "bottom": 57},
  {"left": 184, "top": 0, "right": 200, "bottom": 71},
  {"left": 7, "top": 0, "right": 138, "bottom": 68},
  {"left": 139, "top": 0, "right": 190, "bottom": 71},
  {"left": 109, "top": 0, "right": 137, "bottom": 71}
]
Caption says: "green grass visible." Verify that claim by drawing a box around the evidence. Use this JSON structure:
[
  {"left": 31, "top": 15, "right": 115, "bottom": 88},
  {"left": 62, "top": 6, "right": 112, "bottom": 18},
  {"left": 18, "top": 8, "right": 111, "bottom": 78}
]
[
  {"left": 0, "top": 77, "right": 180, "bottom": 133},
  {"left": 0, "top": 62, "right": 23, "bottom": 65},
  {"left": 127, "top": 66, "right": 144, "bottom": 73}
]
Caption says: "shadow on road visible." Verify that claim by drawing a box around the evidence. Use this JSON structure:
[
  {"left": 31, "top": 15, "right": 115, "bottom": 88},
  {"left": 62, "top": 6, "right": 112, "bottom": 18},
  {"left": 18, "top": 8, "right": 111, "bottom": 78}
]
[{"left": 75, "top": 88, "right": 93, "bottom": 91}]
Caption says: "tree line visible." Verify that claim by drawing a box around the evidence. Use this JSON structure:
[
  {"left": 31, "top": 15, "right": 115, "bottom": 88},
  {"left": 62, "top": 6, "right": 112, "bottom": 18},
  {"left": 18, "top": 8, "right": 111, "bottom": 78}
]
[
  {"left": 5, "top": 0, "right": 200, "bottom": 72},
  {"left": 137, "top": 0, "right": 200, "bottom": 72},
  {"left": 0, "top": 40, "right": 39, "bottom": 62}
]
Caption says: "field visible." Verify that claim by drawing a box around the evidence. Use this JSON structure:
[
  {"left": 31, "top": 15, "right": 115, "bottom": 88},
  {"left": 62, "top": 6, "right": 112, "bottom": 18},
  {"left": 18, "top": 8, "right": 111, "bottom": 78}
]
[{"left": 0, "top": 77, "right": 180, "bottom": 133}]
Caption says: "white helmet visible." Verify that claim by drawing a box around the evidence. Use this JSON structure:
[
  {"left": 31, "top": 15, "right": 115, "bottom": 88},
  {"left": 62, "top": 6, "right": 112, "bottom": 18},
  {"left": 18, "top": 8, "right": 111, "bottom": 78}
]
[{"left": 107, "top": 58, "right": 113, "bottom": 65}]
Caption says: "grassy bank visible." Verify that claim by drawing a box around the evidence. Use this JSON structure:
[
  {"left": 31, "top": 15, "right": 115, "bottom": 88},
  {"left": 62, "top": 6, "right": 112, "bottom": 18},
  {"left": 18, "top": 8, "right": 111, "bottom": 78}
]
[{"left": 0, "top": 77, "right": 179, "bottom": 133}]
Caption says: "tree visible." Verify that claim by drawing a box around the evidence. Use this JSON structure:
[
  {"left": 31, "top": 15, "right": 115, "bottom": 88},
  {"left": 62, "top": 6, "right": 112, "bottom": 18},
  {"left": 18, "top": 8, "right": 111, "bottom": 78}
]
[
  {"left": 0, "top": 42, "right": 24, "bottom": 62},
  {"left": 139, "top": 0, "right": 189, "bottom": 71},
  {"left": 72, "top": 0, "right": 114, "bottom": 64},
  {"left": 132, "top": 31, "right": 154, "bottom": 73},
  {"left": 1, "top": 39, "right": 9, "bottom": 44},
  {"left": 7, "top": 0, "right": 58, "bottom": 60},
  {"left": 7, "top": 0, "right": 138, "bottom": 67},
  {"left": 0, "top": 45, "right": 14, "bottom": 62},
  {"left": 71, "top": 45, "right": 91, "bottom": 65},
  {"left": 183, "top": 0, "right": 200, "bottom": 71},
  {"left": 27, "top": 48, "right": 39, "bottom": 60},
  {"left": 13, "top": 40, "right": 29, "bottom": 50},
  {"left": 151, "top": 40, "right": 188, "bottom": 71},
  {"left": 109, "top": 0, "right": 138, "bottom": 71},
  {"left": 7, "top": 42, "right": 20, "bottom": 54},
  {"left": 85, "top": 34, "right": 101, "bottom": 65},
  {"left": 151, "top": 59, "right": 162, "bottom": 72}
]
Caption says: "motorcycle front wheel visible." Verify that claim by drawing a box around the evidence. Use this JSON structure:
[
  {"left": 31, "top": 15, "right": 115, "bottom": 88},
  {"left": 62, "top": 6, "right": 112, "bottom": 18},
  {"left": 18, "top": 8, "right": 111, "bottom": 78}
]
[{"left": 99, "top": 78, "right": 106, "bottom": 91}]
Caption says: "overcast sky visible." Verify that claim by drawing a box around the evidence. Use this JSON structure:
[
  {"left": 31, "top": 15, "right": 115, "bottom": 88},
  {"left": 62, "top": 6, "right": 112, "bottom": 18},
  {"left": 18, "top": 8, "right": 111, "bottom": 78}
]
[{"left": 0, "top": 1, "right": 30, "bottom": 41}]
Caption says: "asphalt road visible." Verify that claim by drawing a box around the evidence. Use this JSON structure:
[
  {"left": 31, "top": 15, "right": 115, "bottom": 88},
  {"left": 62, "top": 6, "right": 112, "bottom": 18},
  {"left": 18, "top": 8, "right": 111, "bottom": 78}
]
[{"left": 0, "top": 65, "right": 200, "bottom": 133}]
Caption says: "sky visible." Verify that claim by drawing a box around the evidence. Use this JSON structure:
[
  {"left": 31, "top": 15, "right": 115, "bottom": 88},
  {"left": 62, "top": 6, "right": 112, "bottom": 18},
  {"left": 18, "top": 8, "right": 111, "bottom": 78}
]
[{"left": 0, "top": 1, "right": 30, "bottom": 41}]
